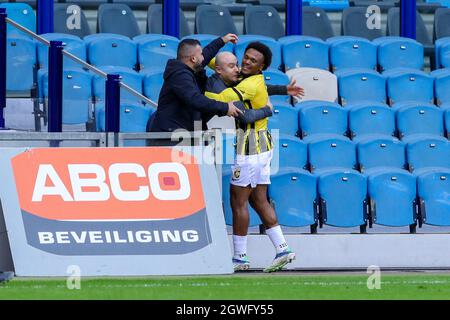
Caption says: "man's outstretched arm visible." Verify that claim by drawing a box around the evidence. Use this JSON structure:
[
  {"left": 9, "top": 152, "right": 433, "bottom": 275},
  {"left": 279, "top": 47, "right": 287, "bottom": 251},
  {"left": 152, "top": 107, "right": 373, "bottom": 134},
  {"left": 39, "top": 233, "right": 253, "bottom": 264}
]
[
  {"left": 202, "top": 34, "right": 238, "bottom": 67},
  {"left": 235, "top": 103, "right": 273, "bottom": 125},
  {"left": 267, "top": 79, "right": 305, "bottom": 99}
]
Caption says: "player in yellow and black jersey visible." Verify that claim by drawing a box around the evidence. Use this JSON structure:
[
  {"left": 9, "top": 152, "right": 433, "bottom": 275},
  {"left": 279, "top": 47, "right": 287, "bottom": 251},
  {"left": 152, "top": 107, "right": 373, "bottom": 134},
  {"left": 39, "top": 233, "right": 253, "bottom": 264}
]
[{"left": 205, "top": 42, "right": 297, "bottom": 273}]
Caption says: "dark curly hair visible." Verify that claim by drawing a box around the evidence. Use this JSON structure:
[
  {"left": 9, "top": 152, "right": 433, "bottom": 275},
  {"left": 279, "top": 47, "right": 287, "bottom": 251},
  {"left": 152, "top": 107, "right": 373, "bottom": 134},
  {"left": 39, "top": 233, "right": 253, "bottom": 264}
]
[{"left": 244, "top": 41, "right": 272, "bottom": 70}]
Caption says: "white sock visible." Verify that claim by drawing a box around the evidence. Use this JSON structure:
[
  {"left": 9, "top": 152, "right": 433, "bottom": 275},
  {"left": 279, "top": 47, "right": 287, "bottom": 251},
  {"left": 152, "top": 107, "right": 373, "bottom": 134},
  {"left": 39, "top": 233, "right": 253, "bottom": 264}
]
[
  {"left": 232, "top": 235, "right": 247, "bottom": 259},
  {"left": 265, "top": 225, "right": 289, "bottom": 254}
]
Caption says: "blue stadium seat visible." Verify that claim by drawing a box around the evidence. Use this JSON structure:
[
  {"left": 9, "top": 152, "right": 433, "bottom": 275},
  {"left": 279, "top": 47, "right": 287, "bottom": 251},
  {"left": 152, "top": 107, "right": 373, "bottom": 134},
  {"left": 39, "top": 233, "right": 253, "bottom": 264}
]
[
  {"left": 390, "top": 101, "right": 436, "bottom": 111},
  {"left": 6, "top": 36, "right": 36, "bottom": 93},
  {"left": 234, "top": 35, "right": 282, "bottom": 71},
  {"left": 318, "top": 169, "right": 367, "bottom": 228},
  {"left": 397, "top": 105, "right": 445, "bottom": 141},
  {"left": 430, "top": 68, "right": 450, "bottom": 78},
  {"left": 120, "top": 105, "right": 154, "bottom": 136},
  {"left": 37, "top": 34, "right": 87, "bottom": 100},
  {"left": 263, "top": 69, "right": 290, "bottom": 104},
  {"left": 147, "top": 4, "right": 191, "bottom": 38},
  {"left": 222, "top": 169, "right": 262, "bottom": 227},
  {"left": 281, "top": 36, "right": 330, "bottom": 71},
  {"left": 435, "top": 37, "right": 450, "bottom": 69},
  {"left": 84, "top": 33, "right": 128, "bottom": 45},
  {"left": 244, "top": 5, "right": 284, "bottom": 40},
  {"left": 37, "top": 34, "right": 87, "bottom": 69},
  {"left": 97, "top": 100, "right": 155, "bottom": 146},
  {"left": 134, "top": 34, "right": 178, "bottom": 72},
  {"left": 439, "top": 42, "right": 450, "bottom": 68},
  {"left": 377, "top": 37, "right": 424, "bottom": 71},
  {"left": 341, "top": 7, "right": 383, "bottom": 40},
  {"left": 406, "top": 135, "right": 450, "bottom": 174},
  {"left": 382, "top": 67, "right": 419, "bottom": 78},
  {"left": 0, "top": 3, "right": 36, "bottom": 37},
  {"left": 272, "top": 134, "right": 308, "bottom": 170},
  {"left": 386, "top": 70, "right": 434, "bottom": 105},
  {"left": 333, "top": 67, "right": 374, "bottom": 78},
  {"left": 326, "top": 35, "right": 360, "bottom": 45},
  {"left": 43, "top": 69, "right": 93, "bottom": 125},
  {"left": 329, "top": 37, "right": 377, "bottom": 72},
  {"left": 338, "top": 69, "right": 386, "bottom": 105},
  {"left": 301, "top": 6, "right": 335, "bottom": 40},
  {"left": 435, "top": 73, "right": 450, "bottom": 106},
  {"left": 143, "top": 70, "right": 164, "bottom": 103},
  {"left": 97, "top": 3, "right": 140, "bottom": 38},
  {"left": 269, "top": 168, "right": 318, "bottom": 228},
  {"left": 299, "top": 102, "right": 348, "bottom": 141},
  {"left": 54, "top": 3, "right": 91, "bottom": 38},
  {"left": 308, "top": 135, "right": 357, "bottom": 173},
  {"left": 180, "top": 34, "right": 234, "bottom": 53},
  {"left": 87, "top": 35, "right": 138, "bottom": 69},
  {"left": 92, "top": 66, "right": 143, "bottom": 104},
  {"left": 295, "top": 100, "right": 341, "bottom": 109},
  {"left": 387, "top": 8, "right": 433, "bottom": 54},
  {"left": 348, "top": 103, "right": 395, "bottom": 141},
  {"left": 195, "top": 5, "right": 238, "bottom": 36},
  {"left": 268, "top": 104, "right": 299, "bottom": 136},
  {"left": 95, "top": 102, "right": 154, "bottom": 134},
  {"left": 417, "top": 170, "right": 450, "bottom": 226},
  {"left": 357, "top": 137, "right": 406, "bottom": 172},
  {"left": 308, "top": 135, "right": 367, "bottom": 229},
  {"left": 367, "top": 168, "right": 417, "bottom": 228},
  {"left": 263, "top": 69, "right": 289, "bottom": 85},
  {"left": 435, "top": 8, "right": 450, "bottom": 40}
]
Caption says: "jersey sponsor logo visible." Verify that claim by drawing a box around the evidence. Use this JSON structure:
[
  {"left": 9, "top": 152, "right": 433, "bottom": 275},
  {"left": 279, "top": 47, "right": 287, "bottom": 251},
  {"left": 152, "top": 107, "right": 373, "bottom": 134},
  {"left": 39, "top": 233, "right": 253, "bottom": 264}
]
[
  {"left": 11, "top": 148, "right": 211, "bottom": 255},
  {"left": 232, "top": 167, "right": 241, "bottom": 180}
]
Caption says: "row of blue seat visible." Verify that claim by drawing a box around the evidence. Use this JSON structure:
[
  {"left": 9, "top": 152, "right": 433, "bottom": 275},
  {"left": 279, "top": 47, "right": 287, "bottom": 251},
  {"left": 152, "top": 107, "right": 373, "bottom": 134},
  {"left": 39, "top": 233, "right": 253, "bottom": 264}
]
[
  {"left": 0, "top": 1, "right": 356, "bottom": 41},
  {"left": 35, "top": 65, "right": 450, "bottom": 111},
  {"left": 6, "top": 33, "right": 442, "bottom": 76},
  {"left": 223, "top": 133, "right": 450, "bottom": 173},
  {"left": 334, "top": 68, "right": 450, "bottom": 106},
  {"left": 222, "top": 133, "right": 450, "bottom": 230},
  {"left": 33, "top": 64, "right": 450, "bottom": 139},
  {"left": 268, "top": 101, "right": 450, "bottom": 141},
  {"left": 35, "top": 67, "right": 161, "bottom": 125},
  {"left": 0, "top": 1, "right": 352, "bottom": 11},
  {"left": 6, "top": 33, "right": 450, "bottom": 107}
]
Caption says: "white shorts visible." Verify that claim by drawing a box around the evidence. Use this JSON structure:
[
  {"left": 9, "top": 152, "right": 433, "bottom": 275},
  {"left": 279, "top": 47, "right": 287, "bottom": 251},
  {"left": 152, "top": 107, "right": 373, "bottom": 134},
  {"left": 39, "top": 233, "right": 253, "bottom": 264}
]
[{"left": 230, "top": 150, "right": 273, "bottom": 188}]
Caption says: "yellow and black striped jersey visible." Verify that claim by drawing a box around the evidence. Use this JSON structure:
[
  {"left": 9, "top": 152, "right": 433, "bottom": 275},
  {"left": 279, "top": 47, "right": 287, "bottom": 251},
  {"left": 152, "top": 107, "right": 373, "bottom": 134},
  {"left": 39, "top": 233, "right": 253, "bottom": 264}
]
[{"left": 205, "top": 74, "right": 273, "bottom": 155}]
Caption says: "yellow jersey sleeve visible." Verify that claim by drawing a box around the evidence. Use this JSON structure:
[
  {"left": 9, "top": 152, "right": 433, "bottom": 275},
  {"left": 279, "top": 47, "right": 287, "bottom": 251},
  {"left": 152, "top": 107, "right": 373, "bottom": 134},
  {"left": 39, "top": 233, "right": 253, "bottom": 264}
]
[
  {"left": 207, "top": 58, "right": 216, "bottom": 71},
  {"left": 205, "top": 76, "right": 258, "bottom": 103}
]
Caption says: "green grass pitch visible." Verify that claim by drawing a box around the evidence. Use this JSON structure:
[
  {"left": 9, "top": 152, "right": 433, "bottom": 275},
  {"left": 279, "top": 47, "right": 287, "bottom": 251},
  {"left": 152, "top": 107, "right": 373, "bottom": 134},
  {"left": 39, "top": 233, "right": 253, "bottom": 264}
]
[{"left": 1, "top": 273, "right": 450, "bottom": 299}]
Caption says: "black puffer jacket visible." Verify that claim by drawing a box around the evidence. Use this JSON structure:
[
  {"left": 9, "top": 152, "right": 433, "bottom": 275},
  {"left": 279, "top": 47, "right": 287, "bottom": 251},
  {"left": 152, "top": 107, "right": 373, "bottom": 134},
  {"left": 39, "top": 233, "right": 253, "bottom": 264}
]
[{"left": 148, "top": 37, "right": 229, "bottom": 132}]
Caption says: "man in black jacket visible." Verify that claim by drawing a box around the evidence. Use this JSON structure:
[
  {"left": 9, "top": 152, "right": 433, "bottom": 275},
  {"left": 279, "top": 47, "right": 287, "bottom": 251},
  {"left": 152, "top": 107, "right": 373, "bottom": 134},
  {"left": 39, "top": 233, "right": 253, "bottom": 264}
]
[{"left": 147, "top": 34, "right": 242, "bottom": 136}]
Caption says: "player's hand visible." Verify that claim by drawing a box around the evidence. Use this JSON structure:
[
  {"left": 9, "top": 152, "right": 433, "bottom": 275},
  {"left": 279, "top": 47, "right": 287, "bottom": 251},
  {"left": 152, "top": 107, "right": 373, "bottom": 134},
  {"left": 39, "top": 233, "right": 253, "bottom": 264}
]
[
  {"left": 227, "top": 101, "right": 244, "bottom": 117},
  {"left": 222, "top": 33, "right": 238, "bottom": 45},
  {"left": 287, "top": 79, "right": 305, "bottom": 98}
]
